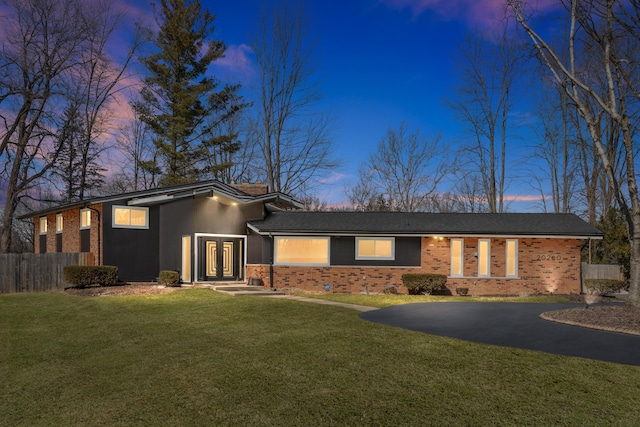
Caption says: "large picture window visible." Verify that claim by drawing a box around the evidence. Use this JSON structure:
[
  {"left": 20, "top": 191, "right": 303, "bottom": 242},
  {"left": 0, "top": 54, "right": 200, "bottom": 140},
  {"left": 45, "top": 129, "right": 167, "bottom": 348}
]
[
  {"left": 356, "top": 237, "right": 394, "bottom": 260},
  {"left": 275, "top": 237, "right": 329, "bottom": 265},
  {"left": 450, "top": 238, "right": 463, "bottom": 277},
  {"left": 506, "top": 239, "right": 518, "bottom": 278},
  {"left": 112, "top": 206, "right": 149, "bottom": 229},
  {"left": 478, "top": 239, "right": 491, "bottom": 277}
]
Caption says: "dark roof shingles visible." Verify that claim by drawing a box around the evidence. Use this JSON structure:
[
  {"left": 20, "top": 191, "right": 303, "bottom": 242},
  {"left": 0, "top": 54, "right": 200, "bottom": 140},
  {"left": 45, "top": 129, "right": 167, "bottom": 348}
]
[{"left": 248, "top": 212, "right": 602, "bottom": 237}]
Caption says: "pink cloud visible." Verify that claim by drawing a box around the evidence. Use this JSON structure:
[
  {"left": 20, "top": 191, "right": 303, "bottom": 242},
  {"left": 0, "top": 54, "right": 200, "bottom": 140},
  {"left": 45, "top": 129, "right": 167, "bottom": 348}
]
[
  {"left": 503, "top": 194, "right": 543, "bottom": 202},
  {"left": 380, "top": 0, "right": 560, "bottom": 29},
  {"left": 211, "top": 44, "right": 256, "bottom": 84}
]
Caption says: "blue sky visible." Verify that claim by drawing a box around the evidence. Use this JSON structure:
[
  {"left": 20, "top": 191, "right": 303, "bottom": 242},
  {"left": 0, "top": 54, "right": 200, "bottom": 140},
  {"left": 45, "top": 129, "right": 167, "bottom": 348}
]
[
  {"left": 0, "top": 0, "right": 574, "bottom": 216},
  {"left": 209, "top": 0, "right": 473, "bottom": 204}
]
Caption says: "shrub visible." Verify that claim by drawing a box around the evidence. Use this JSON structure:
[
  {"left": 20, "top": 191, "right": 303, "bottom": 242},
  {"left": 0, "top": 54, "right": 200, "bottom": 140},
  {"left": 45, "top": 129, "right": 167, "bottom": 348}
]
[
  {"left": 401, "top": 274, "right": 447, "bottom": 295},
  {"left": 63, "top": 266, "right": 118, "bottom": 288},
  {"left": 455, "top": 287, "right": 469, "bottom": 296},
  {"left": 159, "top": 270, "right": 180, "bottom": 287},
  {"left": 584, "top": 279, "right": 626, "bottom": 295}
]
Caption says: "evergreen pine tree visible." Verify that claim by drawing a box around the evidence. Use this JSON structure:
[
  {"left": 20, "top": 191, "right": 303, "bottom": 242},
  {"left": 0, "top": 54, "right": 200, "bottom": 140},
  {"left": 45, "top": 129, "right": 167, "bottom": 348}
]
[{"left": 136, "top": 0, "right": 244, "bottom": 186}]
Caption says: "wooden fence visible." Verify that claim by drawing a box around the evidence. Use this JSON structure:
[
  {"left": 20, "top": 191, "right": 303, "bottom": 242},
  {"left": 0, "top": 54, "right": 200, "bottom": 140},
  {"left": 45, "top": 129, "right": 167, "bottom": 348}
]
[
  {"left": 581, "top": 262, "right": 625, "bottom": 292},
  {"left": 0, "top": 252, "right": 94, "bottom": 293}
]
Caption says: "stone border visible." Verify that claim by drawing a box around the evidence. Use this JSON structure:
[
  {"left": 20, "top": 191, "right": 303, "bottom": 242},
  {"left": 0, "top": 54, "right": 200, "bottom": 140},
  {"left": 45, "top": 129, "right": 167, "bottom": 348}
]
[{"left": 539, "top": 312, "right": 640, "bottom": 336}]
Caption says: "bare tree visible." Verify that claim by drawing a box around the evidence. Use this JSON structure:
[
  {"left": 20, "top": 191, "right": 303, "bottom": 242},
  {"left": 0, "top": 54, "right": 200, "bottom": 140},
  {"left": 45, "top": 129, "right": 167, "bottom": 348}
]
[
  {"left": 347, "top": 123, "right": 449, "bottom": 212},
  {"left": 508, "top": 0, "right": 640, "bottom": 304},
  {"left": 526, "top": 77, "right": 579, "bottom": 213},
  {"left": 70, "top": 1, "right": 141, "bottom": 200},
  {"left": 447, "top": 24, "right": 523, "bottom": 213},
  {"left": 0, "top": 0, "right": 91, "bottom": 252},
  {"left": 249, "top": 3, "right": 337, "bottom": 196},
  {"left": 116, "top": 98, "right": 161, "bottom": 192}
]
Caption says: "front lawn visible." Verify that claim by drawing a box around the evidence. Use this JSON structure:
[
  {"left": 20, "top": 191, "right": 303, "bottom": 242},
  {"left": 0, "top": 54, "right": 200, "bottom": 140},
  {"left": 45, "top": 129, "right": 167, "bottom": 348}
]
[{"left": 1, "top": 290, "right": 638, "bottom": 426}]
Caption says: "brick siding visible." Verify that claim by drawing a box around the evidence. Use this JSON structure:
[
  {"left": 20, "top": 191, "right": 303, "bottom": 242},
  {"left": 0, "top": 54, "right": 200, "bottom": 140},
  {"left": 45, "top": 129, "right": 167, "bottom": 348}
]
[
  {"left": 33, "top": 204, "right": 102, "bottom": 264},
  {"left": 246, "top": 236, "right": 582, "bottom": 296}
]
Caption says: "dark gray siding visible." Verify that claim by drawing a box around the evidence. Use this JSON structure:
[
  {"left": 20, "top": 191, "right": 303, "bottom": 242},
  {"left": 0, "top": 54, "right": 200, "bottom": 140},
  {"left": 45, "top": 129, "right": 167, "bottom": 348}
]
[
  {"left": 193, "top": 198, "right": 263, "bottom": 235},
  {"left": 102, "top": 201, "right": 160, "bottom": 282},
  {"left": 330, "top": 236, "right": 420, "bottom": 266},
  {"left": 158, "top": 198, "right": 193, "bottom": 273},
  {"left": 247, "top": 234, "right": 271, "bottom": 264}
]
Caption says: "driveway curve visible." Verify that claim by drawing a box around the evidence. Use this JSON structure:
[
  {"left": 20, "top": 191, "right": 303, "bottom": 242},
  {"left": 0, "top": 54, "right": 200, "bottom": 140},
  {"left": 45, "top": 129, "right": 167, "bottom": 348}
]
[{"left": 359, "top": 302, "right": 640, "bottom": 366}]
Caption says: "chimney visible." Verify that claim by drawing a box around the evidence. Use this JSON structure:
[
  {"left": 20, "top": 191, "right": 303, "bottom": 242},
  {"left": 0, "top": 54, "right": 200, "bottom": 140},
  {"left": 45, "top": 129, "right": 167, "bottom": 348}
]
[{"left": 230, "top": 182, "right": 269, "bottom": 196}]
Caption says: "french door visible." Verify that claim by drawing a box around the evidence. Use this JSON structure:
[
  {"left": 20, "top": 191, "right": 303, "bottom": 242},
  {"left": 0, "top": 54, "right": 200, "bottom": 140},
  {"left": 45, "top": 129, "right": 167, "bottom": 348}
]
[{"left": 198, "top": 237, "right": 243, "bottom": 281}]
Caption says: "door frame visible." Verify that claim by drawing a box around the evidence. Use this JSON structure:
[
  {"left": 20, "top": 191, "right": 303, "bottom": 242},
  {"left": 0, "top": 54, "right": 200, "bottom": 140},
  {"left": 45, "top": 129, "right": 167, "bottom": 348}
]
[{"left": 194, "top": 233, "right": 246, "bottom": 282}]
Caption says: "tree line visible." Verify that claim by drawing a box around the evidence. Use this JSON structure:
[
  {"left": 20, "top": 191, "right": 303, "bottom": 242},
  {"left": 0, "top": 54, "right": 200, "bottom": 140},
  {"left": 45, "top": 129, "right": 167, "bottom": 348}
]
[
  {"left": 0, "top": 0, "right": 335, "bottom": 252},
  {"left": 0, "top": 0, "right": 638, "bottom": 303}
]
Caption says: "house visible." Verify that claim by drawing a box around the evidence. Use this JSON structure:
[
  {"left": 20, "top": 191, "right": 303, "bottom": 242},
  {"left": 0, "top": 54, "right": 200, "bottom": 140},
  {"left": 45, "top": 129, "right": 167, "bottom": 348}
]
[
  {"left": 24, "top": 180, "right": 603, "bottom": 295},
  {"left": 245, "top": 211, "right": 603, "bottom": 295},
  {"left": 25, "top": 180, "right": 301, "bottom": 283}
]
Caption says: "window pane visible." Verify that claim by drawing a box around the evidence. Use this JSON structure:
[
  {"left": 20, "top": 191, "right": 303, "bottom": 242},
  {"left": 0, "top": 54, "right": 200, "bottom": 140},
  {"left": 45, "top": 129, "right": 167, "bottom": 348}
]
[
  {"left": 130, "top": 209, "right": 146, "bottom": 226},
  {"left": 451, "top": 239, "right": 462, "bottom": 276},
  {"left": 506, "top": 240, "right": 517, "bottom": 277},
  {"left": 276, "top": 238, "right": 329, "bottom": 265},
  {"left": 114, "top": 208, "right": 130, "bottom": 225},
  {"left": 358, "top": 239, "right": 375, "bottom": 257},
  {"left": 81, "top": 210, "right": 91, "bottom": 228},
  {"left": 356, "top": 238, "right": 394, "bottom": 259},
  {"left": 182, "top": 236, "right": 191, "bottom": 282},
  {"left": 39, "top": 217, "right": 47, "bottom": 233},
  {"left": 478, "top": 239, "right": 490, "bottom": 276},
  {"left": 375, "top": 240, "right": 392, "bottom": 257},
  {"left": 56, "top": 214, "right": 63, "bottom": 232}
]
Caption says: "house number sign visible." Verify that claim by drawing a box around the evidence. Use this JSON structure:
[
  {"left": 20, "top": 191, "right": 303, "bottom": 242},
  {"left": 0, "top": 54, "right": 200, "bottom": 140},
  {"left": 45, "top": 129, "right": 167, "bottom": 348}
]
[{"left": 536, "top": 254, "right": 562, "bottom": 261}]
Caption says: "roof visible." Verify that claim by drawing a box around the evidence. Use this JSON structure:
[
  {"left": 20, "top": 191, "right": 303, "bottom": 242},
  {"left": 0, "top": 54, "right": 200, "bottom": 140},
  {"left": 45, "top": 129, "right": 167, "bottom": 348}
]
[
  {"left": 247, "top": 212, "right": 603, "bottom": 238},
  {"left": 20, "top": 180, "right": 303, "bottom": 219}
]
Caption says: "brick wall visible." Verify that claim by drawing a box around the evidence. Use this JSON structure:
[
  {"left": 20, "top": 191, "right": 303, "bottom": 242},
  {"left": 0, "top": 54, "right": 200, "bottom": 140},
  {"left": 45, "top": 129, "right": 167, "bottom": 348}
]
[
  {"left": 32, "top": 204, "right": 102, "bottom": 264},
  {"left": 246, "top": 236, "right": 583, "bottom": 296}
]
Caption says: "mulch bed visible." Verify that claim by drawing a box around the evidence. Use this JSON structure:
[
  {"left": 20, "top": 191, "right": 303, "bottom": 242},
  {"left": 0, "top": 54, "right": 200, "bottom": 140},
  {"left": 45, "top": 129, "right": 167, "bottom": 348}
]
[{"left": 64, "top": 283, "right": 181, "bottom": 297}]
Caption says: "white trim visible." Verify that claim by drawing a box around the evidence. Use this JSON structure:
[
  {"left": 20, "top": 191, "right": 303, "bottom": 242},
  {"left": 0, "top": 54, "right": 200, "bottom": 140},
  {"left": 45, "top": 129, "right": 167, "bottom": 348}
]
[
  {"left": 274, "top": 236, "right": 330, "bottom": 266},
  {"left": 355, "top": 237, "right": 395, "bottom": 260},
  {"left": 194, "top": 233, "right": 247, "bottom": 282},
  {"left": 111, "top": 205, "right": 149, "bottom": 229}
]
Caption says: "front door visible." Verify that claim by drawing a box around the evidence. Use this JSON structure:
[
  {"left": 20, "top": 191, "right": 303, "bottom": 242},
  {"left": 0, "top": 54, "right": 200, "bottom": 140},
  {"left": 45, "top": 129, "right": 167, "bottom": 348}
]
[{"left": 199, "top": 237, "right": 243, "bottom": 281}]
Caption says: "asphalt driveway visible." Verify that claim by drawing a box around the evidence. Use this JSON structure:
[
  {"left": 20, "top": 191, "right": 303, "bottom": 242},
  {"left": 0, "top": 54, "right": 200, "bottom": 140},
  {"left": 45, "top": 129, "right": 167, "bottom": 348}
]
[{"left": 359, "top": 302, "right": 640, "bottom": 366}]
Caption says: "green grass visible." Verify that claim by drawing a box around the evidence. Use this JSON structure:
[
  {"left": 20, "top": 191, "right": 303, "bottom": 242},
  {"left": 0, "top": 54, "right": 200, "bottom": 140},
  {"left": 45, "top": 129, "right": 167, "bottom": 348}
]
[
  {"left": 296, "top": 292, "right": 572, "bottom": 308},
  {"left": 1, "top": 290, "right": 638, "bottom": 426}
]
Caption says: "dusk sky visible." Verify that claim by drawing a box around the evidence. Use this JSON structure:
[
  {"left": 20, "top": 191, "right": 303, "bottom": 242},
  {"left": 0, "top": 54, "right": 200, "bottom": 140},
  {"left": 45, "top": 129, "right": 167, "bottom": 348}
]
[
  {"left": 204, "top": 0, "right": 524, "bottom": 203},
  {"left": 0, "top": 0, "right": 561, "bottom": 211},
  {"left": 121, "top": 0, "right": 559, "bottom": 209}
]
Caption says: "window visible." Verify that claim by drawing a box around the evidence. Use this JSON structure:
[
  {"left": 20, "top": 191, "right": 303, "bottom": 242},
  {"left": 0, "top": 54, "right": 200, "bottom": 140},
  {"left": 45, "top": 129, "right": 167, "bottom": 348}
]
[
  {"left": 275, "top": 237, "right": 329, "bottom": 265},
  {"left": 450, "top": 238, "right": 463, "bottom": 277},
  {"left": 39, "top": 217, "right": 47, "bottom": 234},
  {"left": 112, "top": 206, "right": 149, "bottom": 229},
  {"left": 56, "top": 214, "right": 63, "bottom": 233},
  {"left": 80, "top": 209, "right": 91, "bottom": 229},
  {"left": 506, "top": 240, "right": 518, "bottom": 278},
  {"left": 356, "top": 237, "right": 394, "bottom": 260},
  {"left": 478, "top": 239, "right": 490, "bottom": 277},
  {"left": 182, "top": 236, "right": 192, "bottom": 283}
]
